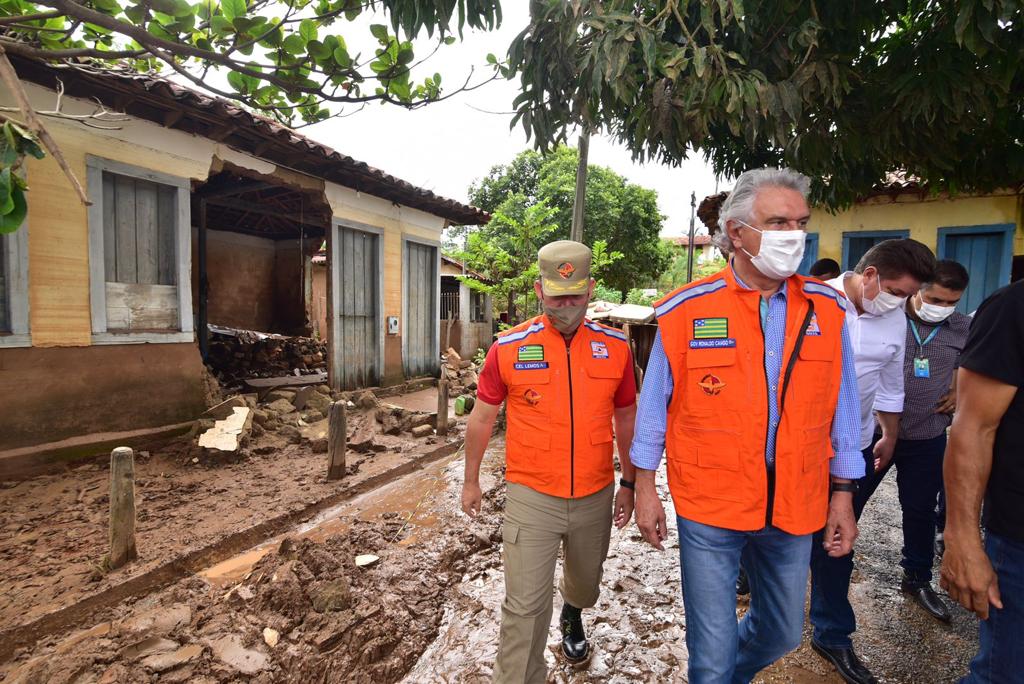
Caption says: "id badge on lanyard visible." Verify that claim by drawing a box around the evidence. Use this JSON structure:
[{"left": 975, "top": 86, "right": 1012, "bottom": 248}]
[
  {"left": 911, "top": 321, "right": 939, "bottom": 379},
  {"left": 914, "top": 357, "right": 930, "bottom": 378}
]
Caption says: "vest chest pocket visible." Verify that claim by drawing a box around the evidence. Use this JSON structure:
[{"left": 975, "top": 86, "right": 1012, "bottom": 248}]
[
  {"left": 507, "top": 370, "right": 553, "bottom": 419},
  {"left": 683, "top": 347, "right": 745, "bottom": 417},
  {"left": 796, "top": 336, "right": 839, "bottom": 409}
]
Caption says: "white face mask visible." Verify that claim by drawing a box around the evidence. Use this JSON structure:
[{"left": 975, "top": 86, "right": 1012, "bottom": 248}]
[
  {"left": 736, "top": 220, "right": 806, "bottom": 280},
  {"left": 915, "top": 297, "right": 956, "bottom": 323},
  {"left": 862, "top": 272, "right": 906, "bottom": 315}
]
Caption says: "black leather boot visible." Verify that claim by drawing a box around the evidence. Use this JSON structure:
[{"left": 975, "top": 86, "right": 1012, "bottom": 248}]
[
  {"left": 811, "top": 641, "right": 878, "bottom": 684},
  {"left": 559, "top": 603, "right": 589, "bottom": 663}
]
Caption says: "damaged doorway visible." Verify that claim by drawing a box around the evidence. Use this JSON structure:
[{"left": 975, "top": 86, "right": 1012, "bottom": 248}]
[
  {"left": 193, "top": 168, "right": 330, "bottom": 386},
  {"left": 330, "top": 220, "right": 383, "bottom": 389}
]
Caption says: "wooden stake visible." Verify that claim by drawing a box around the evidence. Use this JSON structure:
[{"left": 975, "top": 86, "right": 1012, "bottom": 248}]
[
  {"left": 326, "top": 400, "right": 347, "bottom": 480},
  {"left": 109, "top": 447, "right": 137, "bottom": 569},
  {"left": 437, "top": 378, "right": 450, "bottom": 437}
]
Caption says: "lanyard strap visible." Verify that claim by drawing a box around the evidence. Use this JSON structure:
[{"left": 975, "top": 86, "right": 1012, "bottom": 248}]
[{"left": 910, "top": 320, "right": 941, "bottom": 354}]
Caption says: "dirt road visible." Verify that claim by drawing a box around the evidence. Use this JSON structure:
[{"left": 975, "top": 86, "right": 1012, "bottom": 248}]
[{"left": 2, "top": 440, "right": 978, "bottom": 682}]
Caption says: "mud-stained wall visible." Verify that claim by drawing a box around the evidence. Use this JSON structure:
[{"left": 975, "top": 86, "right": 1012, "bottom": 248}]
[
  {"left": 0, "top": 343, "right": 205, "bottom": 451},
  {"left": 203, "top": 230, "right": 277, "bottom": 331}
]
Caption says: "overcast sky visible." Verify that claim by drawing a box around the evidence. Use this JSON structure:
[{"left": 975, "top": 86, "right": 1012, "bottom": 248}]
[{"left": 303, "top": 4, "right": 720, "bottom": 236}]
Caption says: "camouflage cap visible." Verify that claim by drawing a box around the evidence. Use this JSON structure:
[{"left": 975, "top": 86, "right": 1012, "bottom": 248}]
[{"left": 538, "top": 240, "right": 591, "bottom": 296}]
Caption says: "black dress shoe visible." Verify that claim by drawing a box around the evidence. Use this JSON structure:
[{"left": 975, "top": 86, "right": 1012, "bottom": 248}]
[
  {"left": 736, "top": 567, "right": 750, "bottom": 596},
  {"left": 560, "top": 603, "right": 589, "bottom": 663},
  {"left": 901, "top": 579, "right": 952, "bottom": 623},
  {"left": 811, "top": 641, "right": 878, "bottom": 684}
]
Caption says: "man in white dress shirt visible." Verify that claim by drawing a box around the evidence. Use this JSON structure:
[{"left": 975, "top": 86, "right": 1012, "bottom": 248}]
[{"left": 809, "top": 239, "right": 937, "bottom": 684}]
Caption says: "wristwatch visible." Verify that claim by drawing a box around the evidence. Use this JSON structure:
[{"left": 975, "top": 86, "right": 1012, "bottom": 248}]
[
  {"left": 619, "top": 478, "right": 635, "bottom": 490},
  {"left": 831, "top": 481, "right": 859, "bottom": 494}
]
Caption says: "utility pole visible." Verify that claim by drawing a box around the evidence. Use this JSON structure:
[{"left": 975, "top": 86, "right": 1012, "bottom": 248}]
[
  {"left": 686, "top": 191, "right": 697, "bottom": 283},
  {"left": 570, "top": 129, "right": 590, "bottom": 242}
]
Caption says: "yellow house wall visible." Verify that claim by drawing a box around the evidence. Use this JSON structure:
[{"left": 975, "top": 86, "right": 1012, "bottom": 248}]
[
  {"left": 12, "top": 83, "right": 446, "bottom": 353},
  {"left": 812, "top": 193, "right": 1023, "bottom": 266}
]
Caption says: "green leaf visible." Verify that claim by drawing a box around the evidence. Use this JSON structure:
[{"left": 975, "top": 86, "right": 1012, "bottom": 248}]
[
  {"left": 307, "top": 39, "right": 331, "bottom": 60},
  {"left": 226, "top": 70, "right": 247, "bottom": 93},
  {"left": 333, "top": 45, "right": 351, "bottom": 67},
  {"left": 0, "top": 167, "right": 13, "bottom": 216},
  {"left": 444, "top": 36, "right": 456, "bottom": 45},
  {"left": 282, "top": 33, "right": 305, "bottom": 55},
  {"left": 369, "top": 23, "right": 388, "bottom": 42},
  {"left": 0, "top": 185, "right": 27, "bottom": 234},
  {"left": 486, "top": 53, "right": 497, "bottom": 64},
  {"left": 299, "top": 18, "right": 317, "bottom": 42},
  {"left": 220, "top": 0, "right": 245, "bottom": 22},
  {"left": 210, "top": 15, "right": 233, "bottom": 35}
]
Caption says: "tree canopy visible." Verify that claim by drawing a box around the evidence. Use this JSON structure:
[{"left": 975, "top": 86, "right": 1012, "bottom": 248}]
[
  {"left": 0, "top": 0, "right": 501, "bottom": 124},
  {"left": 466, "top": 146, "right": 671, "bottom": 299},
  {"left": 508, "top": 1, "right": 1024, "bottom": 207}
]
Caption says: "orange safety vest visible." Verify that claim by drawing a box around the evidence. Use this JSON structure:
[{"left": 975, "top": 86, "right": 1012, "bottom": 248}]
[
  {"left": 655, "top": 266, "right": 847, "bottom": 535},
  {"left": 495, "top": 314, "right": 631, "bottom": 499}
]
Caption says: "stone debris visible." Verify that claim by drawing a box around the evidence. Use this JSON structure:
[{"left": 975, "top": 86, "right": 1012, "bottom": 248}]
[
  {"left": 262, "top": 627, "right": 280, "bottom": 648},
  {"left": 355, "top": 554, "right": 380, "bottom": 568},
  {"left": 197, "top": 407, "right": 253, "bottom": 453},
  {"left": 205, "top": 326, "right": 327, "bottom": 387},
  {"left": 411, "top": 424, "right": 434, "bottom": 438}
]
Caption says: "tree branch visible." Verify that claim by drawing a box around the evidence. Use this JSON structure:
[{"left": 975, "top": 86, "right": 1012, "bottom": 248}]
[
  {"left": 0, "top": 45, "right": 90, "bottom": 205},
  {"left": 0, "top": 10, "right": 64, "bottom": 26},
  {"left": 0, "top": 37, "right": 148, "bottom": 60}
]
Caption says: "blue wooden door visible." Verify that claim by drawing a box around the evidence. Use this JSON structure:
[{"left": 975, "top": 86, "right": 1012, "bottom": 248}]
[
  {"left": 798, "top": 233, "right": 819, "bottom": 276},
  {"left": 939, "top": 224, "right": 1014, "bottom": 314},
  {"left": 842, "top": 230, "right": 910, "bottom": 271}
]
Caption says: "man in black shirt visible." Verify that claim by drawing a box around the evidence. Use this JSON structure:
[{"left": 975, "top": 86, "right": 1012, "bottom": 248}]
[{"left": 942, "top": 280, "right": 1024, "bottom": 682}]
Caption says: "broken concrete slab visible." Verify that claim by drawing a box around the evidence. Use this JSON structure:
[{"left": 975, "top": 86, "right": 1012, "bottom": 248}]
[
  {"left": 141, "top": 643, "right": 204, "bottom": 672},
  {"left": 304, "top": 391, "right": 332, "bottom": 414},
  {"left": 197, "top": 407, "right": 253, "bottom": 453},
  {"left": 202, "top": 396, "right": 247, "bottom": 421},
  {"left": 411, "top": 424, "right": 434, "bottom": 438},
  {"left": 207, "top": 634, "right": 269, "bottom": 675}
]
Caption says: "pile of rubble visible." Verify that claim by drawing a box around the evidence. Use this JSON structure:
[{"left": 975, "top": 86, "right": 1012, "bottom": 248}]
[
  {"left": 193, "top": 382, "right": 452, "bottom": 462},
  {"left": 441, "top": 347, "right": 479, "bottom": 396},
  {"left": 205, "top": 325, "right": 327, "bottom": 388}
]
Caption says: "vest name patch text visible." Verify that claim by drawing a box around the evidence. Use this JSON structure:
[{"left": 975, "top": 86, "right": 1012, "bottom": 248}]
[{"left": 514, "top": 361, "right": 549, "bottom": 370}]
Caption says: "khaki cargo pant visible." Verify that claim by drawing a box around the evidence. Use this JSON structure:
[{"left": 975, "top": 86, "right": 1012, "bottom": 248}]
[{"left": 493, "top": 482, "right": 614, "bottom": 684}]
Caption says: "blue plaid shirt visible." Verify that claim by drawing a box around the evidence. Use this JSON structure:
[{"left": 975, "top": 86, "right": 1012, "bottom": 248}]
[{"left": 631, "top": 267, "right": 865, "bottom": 480}]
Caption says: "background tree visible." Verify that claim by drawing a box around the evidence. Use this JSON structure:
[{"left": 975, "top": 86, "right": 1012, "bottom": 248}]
[
  {"left": 507, "top": 1, "right": 1024, "bottom": 207},
  {"left": 466, "top": 146, "right": 671, "bottom": 300},
  {"left": 0, "top": 0, "right": 501, "bottom": 231}
]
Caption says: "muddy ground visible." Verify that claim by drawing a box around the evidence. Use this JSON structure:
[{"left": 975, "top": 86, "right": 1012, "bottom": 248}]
[
  {"left": 3, "top": 437, "right": 979, "bottom": 683},
  {"left": 0, "top": 390, "right": 459, "bottom": 634}
]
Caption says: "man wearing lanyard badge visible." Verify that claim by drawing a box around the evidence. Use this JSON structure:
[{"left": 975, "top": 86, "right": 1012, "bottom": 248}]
[{"left": 884, "top": 261, "right": 972, "bottom": 621}]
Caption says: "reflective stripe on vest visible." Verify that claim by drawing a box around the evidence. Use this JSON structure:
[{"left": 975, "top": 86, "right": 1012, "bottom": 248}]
[
  {"left": 655, "top": 267, "right": 847, "bottom": 535},
  {"left": 496, "top": 315, "right": 629, "bottom": 499}
]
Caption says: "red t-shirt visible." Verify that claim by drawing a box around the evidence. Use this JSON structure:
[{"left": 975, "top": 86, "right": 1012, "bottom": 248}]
[{"left": 476, "top": 339, "right": 638, "bottom": 408}]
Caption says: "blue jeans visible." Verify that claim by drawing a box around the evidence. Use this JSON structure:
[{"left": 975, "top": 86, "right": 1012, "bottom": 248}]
[
  {"left": 676, "top": 516, "right": 812, "bottom": 684},
  {"left": 962, "top": 531, "right": 1024, "bottom": 683}
]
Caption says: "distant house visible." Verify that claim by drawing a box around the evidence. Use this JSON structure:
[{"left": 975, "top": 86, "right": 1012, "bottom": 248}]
[
  {"left": 0, "top": 57, "right": 487, "bottom": 464},
  {"left": 698, "top": 179, "right": 1024, "bottom": 313},
  {"left": 666, "top": 234, "right": 722, "bottom": 264},
  {"left": 440, "top": 255, "right": 493, "bottom": 358}
]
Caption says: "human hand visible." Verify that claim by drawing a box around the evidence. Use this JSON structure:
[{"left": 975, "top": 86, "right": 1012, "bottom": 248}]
[
  {"left": 941, "top": 531, "right": 1003, "bottom": 619},
  {"left": 935, "top": 390, "right": 957, "bottom": 415},
  {"left": 461, "top": 482, "right": 482, "bottom": 517},
  {"left": 823, "top": 492, "right": 858, "bottom": 557},
  {"left": 634, "top": 480, "right": 668, "bottom": 550},
  {"left": 873, "top": 435, "right": 896, "bottom": 472},
  {"left": 613, "top": 487, "right": 635, "bottom": 529}
]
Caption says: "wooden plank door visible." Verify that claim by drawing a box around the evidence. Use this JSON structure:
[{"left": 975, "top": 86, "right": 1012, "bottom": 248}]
[
  {"left": 334, "top": 225, "right": 380, "bottom": 389},
  {"left": 404, "top": 240, "right": 439, "bottom": 378},
  {"left": 942, "top": 226, "right": 1013, "bottom": 314}
]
